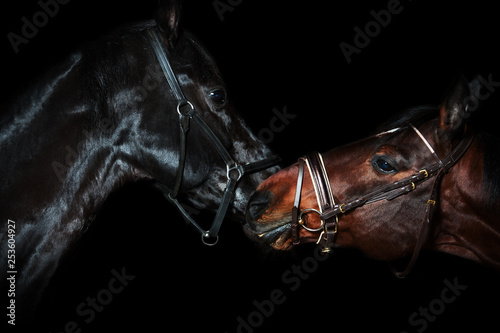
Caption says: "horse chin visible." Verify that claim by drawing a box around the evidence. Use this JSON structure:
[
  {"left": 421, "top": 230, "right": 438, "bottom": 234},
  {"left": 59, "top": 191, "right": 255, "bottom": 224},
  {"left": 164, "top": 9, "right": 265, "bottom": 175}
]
[
  {"left": 243, "top": 220, "right": 294, "bottom": 250},
  {"left": 269, "top": 230, "right": 294, "bottom": 250}
]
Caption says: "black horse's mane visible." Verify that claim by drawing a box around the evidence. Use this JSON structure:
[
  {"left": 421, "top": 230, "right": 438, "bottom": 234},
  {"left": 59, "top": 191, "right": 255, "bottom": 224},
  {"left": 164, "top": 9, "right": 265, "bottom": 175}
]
[
  {"left": 80, "top": 28, "right": 132, "bottom": 125},
  {"left": 80, "top": 42, "right": 126, "bottom": 122},
  {"left": 79, "top": 21, "right": 156, "bottom": 126}
]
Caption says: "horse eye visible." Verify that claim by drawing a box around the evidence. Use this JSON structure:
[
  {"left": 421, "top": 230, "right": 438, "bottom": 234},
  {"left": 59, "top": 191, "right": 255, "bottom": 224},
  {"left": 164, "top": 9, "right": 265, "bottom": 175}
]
[
  {"left": 372, "top": 156, "right": 397, "bottom": 174},
  {"left": 209, "top": 89, "right": 226, "bottom": 106}
]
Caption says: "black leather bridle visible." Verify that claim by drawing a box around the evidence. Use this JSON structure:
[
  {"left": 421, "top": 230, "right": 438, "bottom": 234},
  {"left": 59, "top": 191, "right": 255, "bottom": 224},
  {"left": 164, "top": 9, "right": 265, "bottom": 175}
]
[
  {"left": 147, "top": 29, "right": 280, "bottom": 246},
  {"left": 291, "top": 124, "right": 473, "bottom": 277}
]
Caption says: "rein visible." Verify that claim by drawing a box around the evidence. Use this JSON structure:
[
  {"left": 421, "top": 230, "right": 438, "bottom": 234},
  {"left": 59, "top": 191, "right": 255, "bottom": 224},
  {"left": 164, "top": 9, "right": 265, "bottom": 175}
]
[
  {"left": 147, "top": 29, "right": 280, "bottom": 246},
  {"left": 292, "top": 124, "right": 473, "bottom": 277}
]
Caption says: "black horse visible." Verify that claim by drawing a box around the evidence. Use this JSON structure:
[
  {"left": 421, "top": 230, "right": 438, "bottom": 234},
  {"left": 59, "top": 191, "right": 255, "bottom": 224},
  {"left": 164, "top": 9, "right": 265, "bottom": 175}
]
[{"left": 0, "top": 0, "right": 278, "bottom": 322}]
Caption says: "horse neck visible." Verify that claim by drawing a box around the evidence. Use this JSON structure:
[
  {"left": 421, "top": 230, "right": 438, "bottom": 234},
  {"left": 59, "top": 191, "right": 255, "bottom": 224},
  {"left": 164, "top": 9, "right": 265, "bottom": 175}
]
[
  {"left": 2, "top": 52, "right": 144, "bottom": 221},
  {"left": 0, "top": 54, "right": 150, "bottom": 315},
  {"left": 432, "top": 136, "right": 500, "bottom": 270},
  {"left": 5, "top": 140, "right": 146, "bottom": 322}
]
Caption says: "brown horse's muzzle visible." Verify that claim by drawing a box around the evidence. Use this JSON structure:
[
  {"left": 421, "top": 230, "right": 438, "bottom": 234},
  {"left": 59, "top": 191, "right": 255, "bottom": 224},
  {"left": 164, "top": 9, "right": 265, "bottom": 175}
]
[{"left": 244, "top": 163, "right": 323, "bottom": 250}]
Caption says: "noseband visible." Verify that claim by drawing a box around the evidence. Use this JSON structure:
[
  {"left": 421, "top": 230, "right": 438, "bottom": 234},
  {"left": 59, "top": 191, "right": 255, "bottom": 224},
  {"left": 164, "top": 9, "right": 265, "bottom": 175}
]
[
  {"left": 292, "top": 125, "right": 473, "bottom": 277},
  {"left": 147, "top": 28, "right": 280, "bottom": 246}
]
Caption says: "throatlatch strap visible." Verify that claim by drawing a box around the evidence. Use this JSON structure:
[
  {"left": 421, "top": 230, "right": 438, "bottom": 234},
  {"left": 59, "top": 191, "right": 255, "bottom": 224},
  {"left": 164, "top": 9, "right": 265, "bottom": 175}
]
[{"left": 390, "top": 169, "right": 444, "bottom": 278}]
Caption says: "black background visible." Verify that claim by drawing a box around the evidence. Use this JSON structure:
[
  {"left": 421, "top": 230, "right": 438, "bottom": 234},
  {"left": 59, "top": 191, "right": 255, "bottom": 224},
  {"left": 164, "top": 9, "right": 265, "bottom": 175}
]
[{"left": 2, "top": 0, "right": 500, "bottom": 332}]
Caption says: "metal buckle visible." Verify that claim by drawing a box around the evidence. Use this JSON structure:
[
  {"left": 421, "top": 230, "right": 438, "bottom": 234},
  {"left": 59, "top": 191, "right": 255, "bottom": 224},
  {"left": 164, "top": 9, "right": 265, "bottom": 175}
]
[
  {"left": 297, "top": 208, "right": 325, "bottom": 232},
  {"left": 227, "top": 164, "right": 244, "bottom": 181},
  {"left": 419, "top": 169, "right": 429, "bottom": 178},
  {"left": 201, "top": 232, "right": 219, "bottom": 246},
  {"left": 339, "top": 203, "right": 346, "bottom": 214},
  {"left": 176, "top": 100, "right": 195, "bottom": 116}
]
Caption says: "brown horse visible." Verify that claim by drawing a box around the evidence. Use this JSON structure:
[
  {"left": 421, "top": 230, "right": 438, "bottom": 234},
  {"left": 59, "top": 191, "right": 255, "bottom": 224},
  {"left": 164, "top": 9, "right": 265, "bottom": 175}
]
[{"left": 245, "top": 76, "right": 500, "bottom": 275}]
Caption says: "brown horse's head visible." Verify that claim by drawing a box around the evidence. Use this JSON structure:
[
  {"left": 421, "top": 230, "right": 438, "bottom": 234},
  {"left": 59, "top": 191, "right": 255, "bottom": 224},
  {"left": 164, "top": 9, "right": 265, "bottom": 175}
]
[{"left": 245, "top": 76, "right": 500, "bottom": 272}]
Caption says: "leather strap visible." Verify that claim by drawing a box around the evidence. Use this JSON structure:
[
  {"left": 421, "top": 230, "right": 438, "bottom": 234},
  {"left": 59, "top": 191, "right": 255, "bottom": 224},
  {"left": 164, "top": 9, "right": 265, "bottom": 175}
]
[
  {"left": 147, "top": 28, "right": 186, "bottom": 102},
  {"left": 147, "top": 28, "right": 280, "bottom": 245},
  {"left": 170, "top": 111, "right": 191, "bottom": 199},
  {"left": 305, "top": 152, "right": 338, "bottom": 252},
  {"left": 321, "top": 131, "right": 473, "bottom": 225},
  {"left": 291, "top": 153, "right": 338, "bottom": 252},
  {"left": 291, "top": 158, "right": 306, "bottom": 245},
  {"left": 389, "top": 129, "right": 473, "bottom": 278},
  {"left": 305, "top": 152, "right": 335, "bottom": 213},
  {"left": 390, "top": 168, "right": 444, "bottom": 278}
]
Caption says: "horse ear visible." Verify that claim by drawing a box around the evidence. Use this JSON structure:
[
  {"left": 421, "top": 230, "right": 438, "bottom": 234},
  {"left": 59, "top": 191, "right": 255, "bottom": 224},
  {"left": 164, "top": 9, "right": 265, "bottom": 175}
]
[
  {"left": 155, "top": 0, "right": 182, "bottom": 47},
  {"left": 438, "top": 75, "right": 476, "bottom": 141}
]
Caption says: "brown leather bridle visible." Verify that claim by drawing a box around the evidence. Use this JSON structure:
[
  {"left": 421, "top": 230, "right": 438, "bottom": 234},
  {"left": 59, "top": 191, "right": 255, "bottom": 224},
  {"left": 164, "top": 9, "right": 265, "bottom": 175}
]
[{"left": 291, "top": 124, "right": 474, "bottom": 277}]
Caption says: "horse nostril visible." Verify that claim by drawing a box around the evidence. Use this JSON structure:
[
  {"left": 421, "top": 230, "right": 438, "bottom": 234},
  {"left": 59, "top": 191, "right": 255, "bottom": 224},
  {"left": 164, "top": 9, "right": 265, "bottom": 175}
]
[{"left": 246, "top": 191, "right": 272, "bottom": 224}]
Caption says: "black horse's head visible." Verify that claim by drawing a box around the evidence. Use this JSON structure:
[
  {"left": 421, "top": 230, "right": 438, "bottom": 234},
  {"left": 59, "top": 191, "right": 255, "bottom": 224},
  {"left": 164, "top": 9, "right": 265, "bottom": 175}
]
[{"left": 83, "top": 1, "right": 278, "bottom": 221}]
